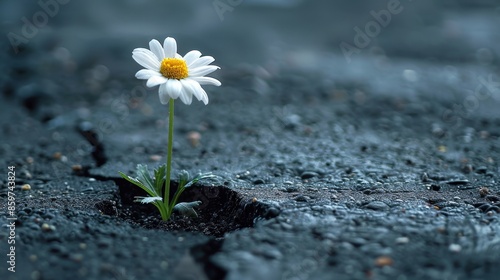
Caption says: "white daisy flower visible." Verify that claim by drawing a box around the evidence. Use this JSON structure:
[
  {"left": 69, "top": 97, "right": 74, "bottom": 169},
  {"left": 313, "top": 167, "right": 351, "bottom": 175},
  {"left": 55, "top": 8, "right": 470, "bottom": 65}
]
[{"left": 132, "top": 37, "right": 221, "bottom": 105}]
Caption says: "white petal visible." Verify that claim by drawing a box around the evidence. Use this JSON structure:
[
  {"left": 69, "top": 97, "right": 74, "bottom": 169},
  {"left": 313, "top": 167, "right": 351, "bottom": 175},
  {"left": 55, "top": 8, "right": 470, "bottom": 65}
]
[
  {"left": 175, "top": 53, "right": 183, "bottom": 59},
  {"left": 132, "top": 49, "right": 160, "bottom": 71},
  {"left": 189, "top": 76, "right": 221, "bottom": 86},
  {"left": 189, "top": 56, "right": 215, "bottom": 68},
  {"left": 184, "top": 79, "right": 208, "bottom": 105},
  {"left": 149, "top": 39, "right": 164, "bottom": 60},
  {"left": 158, "top": 83, "right": 170, "bottom": 104},
  {"left": 147, "top": 76, "right": 168, "bottom": 87},
  {"left": 179, "top": 86, "right": 193, "bottom": 105},
  {"left": 166, "top": 79, "right": 182, "bottom": 99},
  {"left": 180, "top": 79, "right": 195, "bottom": 97},
  {"left": 189, "top": 65, "right": 220, "bottom": 77},
  {"left": 135, "top": 69, "right": 161, "bottom": 80},
  {"left": 164, "top": 37, "right": 177, "bottom": 58},
  {"left": 183, "top": 50, "right": 202, "bottom": 66}
]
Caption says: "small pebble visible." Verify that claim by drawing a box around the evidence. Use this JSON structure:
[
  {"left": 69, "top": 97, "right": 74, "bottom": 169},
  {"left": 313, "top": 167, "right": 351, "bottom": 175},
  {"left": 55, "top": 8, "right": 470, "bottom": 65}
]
[
  {"left": 50, "top": 244, "right": 67, "bottom": 254},
  {"left": 284, "top": 186, "right": 299, "bottom": 193},
  {"left": 365, "top": 201, "right": 389, "bottom": 211},
  {"left": 486, "top": 195, "right": 499, "bottom": 202},
  {"left": 479, "top": 187, "right": 490, "bottom": 197},
  {"left": 97, "top": 238, "right": 112, "bottom": 248},
  {"left": 311, "top": 205, "right": 323, "bottom": 211},
  {"left": 294, "top": 195, "right": 309, "bottom": 202},
  {"left": 41, "top": 223, "right": 56, "bottom": 232},
  {"left": 431, "top": 124, "right": 444, "bottom": 136},
  {"left": 187, "top": 131, "right": 201, "bottom": 147},
  {"left": 445, "top": 179, "right": 469, "bottom": 185},
  {"left": 476, "top": 166, "right": 488, "bottom": 174},
  {"left": 149, "top": 155, "right": 162, "bottom": 162},
  {"left": 264, "top": 207, "right": 280, "bottom": 219},
  {"left": 395, "top": 237, "right": 409, "bottom": 244},
  {"left": 161, "top": 261, "right": 169, "bottom": 270},
  {"left": 447, "top": 201, "right": 459, "bottom": 207},
  {"left": 430, "top": 184, "right": 441, "bottom": 191},
  {"left": 82, "top": 187, "right": 94, "bottom": 193},
  {"left": 480, "top": 130, "right": 490, "bottom": 139},
  {"left": 301, "top": 171, "right": 319, "bottom": 179},
  {"left": 281, "top": 222, "right": 293, "bottom": 231},
  {"left": 72, "top": 165, "right": 83, "bottom": 171},
  {"left": 449, "top": 244, "right": 461, "bottom": 253},
  {"left": 71, "top": 253, "right": 84, "bottom": 262},
  {"left": 486, "top": 206, "right": 500, "bottom": 213},
  {"left": 253, "top": 179, "right": 265, "bottom": 185},
  {"left": 375, "top": 256, "right": 393, "bottom": 267},
  {"left": 21, "top": 184, "right": 31, "bottom": 191},
  {"left": 462, "top": 164, "right": 473, "bottom": 174}
]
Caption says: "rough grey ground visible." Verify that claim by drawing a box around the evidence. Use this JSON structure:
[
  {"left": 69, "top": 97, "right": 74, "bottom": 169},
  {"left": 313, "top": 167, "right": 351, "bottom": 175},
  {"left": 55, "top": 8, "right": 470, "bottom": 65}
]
[{"left": 1, "top": 1, "right": 500, "bottom": 280}]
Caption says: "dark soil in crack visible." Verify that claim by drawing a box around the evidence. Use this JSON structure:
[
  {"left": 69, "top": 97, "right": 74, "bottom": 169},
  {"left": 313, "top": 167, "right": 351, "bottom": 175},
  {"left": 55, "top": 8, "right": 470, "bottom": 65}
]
[{"left": 113, "top": 179, "right": 272, "bottom": 237}]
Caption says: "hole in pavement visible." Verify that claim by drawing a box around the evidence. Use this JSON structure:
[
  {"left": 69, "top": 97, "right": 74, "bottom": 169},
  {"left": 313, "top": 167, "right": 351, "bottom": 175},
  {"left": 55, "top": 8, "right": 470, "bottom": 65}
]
[
  {"left": 190, "top": 239, "right": 227, "bottom": 280},
  {"left": 112, "top": 178, "right": 273, "bottom": 237}
]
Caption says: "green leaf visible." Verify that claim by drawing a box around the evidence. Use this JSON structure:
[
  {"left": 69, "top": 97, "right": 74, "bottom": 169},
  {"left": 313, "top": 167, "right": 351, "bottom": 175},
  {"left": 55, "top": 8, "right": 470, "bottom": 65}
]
[
  {"left": 173, "top": 201, "right": 202, "bottom": 218},
  {"left": 118, "top": 171, "right": 156, "bottom": 197},
  {"left": 119, "top": 164, "right": 163, "bottom": 199},
  {"left": 178, "top": 170, "right": 190, "bottom": 188},
  {"left": 136, "top": 164, "right": 155, "bottom": 190},
  {"left": 183, "top": 173, "right": 217, "bottom": 188},
  {"left": 153, "top": 165, "right": 166, "bottom": 194}
]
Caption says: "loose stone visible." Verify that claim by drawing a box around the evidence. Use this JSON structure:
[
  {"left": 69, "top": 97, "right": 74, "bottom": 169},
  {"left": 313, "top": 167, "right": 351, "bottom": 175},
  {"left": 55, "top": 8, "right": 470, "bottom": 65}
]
[
  {"left": 395, "top": 237, "right": 409, "bottom": 244},
  {"left": 301, "top": 171, "right": 319, "bottom": 179},
  {"left": 365, "top": 201, "right": 389, "bottom": 211},
  {"left": 375, "top": 256, "right": 393, "bottom": 267},
  {"left": 449, "top": 244, "right": 462, "bottom": 253}
]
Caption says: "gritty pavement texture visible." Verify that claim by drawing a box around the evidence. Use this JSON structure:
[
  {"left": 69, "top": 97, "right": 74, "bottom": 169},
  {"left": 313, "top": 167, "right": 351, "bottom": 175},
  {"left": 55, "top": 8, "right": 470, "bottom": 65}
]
[{"left": 1, "top": 1, "right": 500, "bottom": 280}]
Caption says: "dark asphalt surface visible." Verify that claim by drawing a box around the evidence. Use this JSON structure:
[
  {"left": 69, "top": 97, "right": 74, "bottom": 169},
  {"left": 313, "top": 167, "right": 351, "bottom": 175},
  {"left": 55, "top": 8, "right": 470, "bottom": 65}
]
[{"left": 1, "top": 1, "right": 500, "bottom": 280}]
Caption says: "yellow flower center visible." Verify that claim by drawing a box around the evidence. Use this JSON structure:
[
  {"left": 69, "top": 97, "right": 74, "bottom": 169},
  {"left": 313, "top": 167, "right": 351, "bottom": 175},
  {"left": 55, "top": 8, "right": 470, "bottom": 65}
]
[{"left": 160, "top": 58, "right": 189, "bottom": 79}]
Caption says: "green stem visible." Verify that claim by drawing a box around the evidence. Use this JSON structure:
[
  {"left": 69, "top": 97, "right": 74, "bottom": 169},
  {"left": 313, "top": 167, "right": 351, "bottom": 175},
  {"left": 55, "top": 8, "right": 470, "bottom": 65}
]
[
  {"left": 169, "top": 187, "right": 185, "bottom": 214},
  {"left": 164, "top": 99, "right": 175, "bottom": 219}
]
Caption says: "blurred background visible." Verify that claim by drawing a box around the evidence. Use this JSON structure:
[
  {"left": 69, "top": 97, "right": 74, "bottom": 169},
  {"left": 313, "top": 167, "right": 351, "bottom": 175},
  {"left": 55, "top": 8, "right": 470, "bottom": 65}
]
[
  {"left": 1, "top": 0, "right": 499, "bottom": 118},
  {"left": 2, "top": 0, "right": 499, "bottom": 70}
]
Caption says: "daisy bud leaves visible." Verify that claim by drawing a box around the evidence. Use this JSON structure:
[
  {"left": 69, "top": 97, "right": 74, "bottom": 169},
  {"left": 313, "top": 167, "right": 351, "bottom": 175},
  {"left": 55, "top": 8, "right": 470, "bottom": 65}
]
[{"left": 173, "top": 201, "right": 202, "bottom": 218}]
